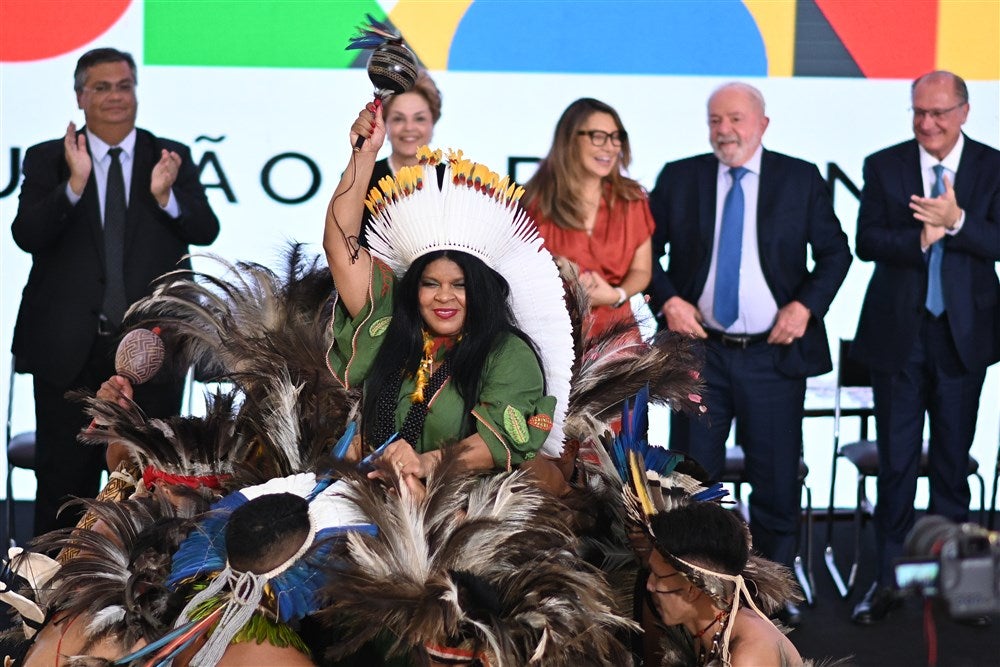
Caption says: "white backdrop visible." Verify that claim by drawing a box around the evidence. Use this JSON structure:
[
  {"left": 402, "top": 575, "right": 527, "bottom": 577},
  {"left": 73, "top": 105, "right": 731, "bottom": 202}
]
[{"left": 2, "top": 4, "right": 999, "bottom": 510}]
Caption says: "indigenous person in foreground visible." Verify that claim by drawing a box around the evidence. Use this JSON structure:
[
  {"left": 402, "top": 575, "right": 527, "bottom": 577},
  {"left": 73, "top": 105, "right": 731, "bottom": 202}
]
[
  {"left": 850, "top": 71, "right": 1000, "bottom": 625},
  {"left": 323, "top": 101, "right": 574, "bottom": 483},
  {"left": 647, "top": 82, "right": 852, "bottom": 626},
  {"left": 646, "top": 505, "right": 804, "bottom": 667},
  {"left": 10, "top": 47, "right": 220, "bottom": 535}
]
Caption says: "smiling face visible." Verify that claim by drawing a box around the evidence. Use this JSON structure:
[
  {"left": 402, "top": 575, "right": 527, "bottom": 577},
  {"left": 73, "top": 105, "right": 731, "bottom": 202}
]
[
  {"left": 708, "top": 85, "right": 768, "bottom": 167},
  {"left": 76, "top": 60, "right": 137, "bottom": 136},
  {"left": 385, "top": 91, "right": 435, "bottom": 164},
  {"left": 418, "top": 258, "right": 467, "bottom": 338},
  {"left": 911, "top": 74, "right": 968, "bottom": 160},
  {"left": 575, "top": 111, "right": 621, "bottom": 180}
]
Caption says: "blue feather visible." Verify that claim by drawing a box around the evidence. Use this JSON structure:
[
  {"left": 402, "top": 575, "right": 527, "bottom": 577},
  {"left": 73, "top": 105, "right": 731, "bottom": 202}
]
[
  {"left": 692, "top": 482, "right": 729, "bottom": 503},
  {"left": 112, "top": 617, "right": 201, "bottom": 664},
  {"left": 346, "top": 13, "right": 401, "bottom": 50},
  {"left": 166, "top": 493, "right": 247, "bottom": 588},
  {"left": 331, "top": 422, "right": 357, "bottom": 460}
]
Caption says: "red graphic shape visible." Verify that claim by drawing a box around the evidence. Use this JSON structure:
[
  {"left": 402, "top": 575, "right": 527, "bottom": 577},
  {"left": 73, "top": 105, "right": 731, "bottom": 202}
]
[
  {"left": 1, "top": 0, "right": 132, "bottom": 62},
  {"left": 815, "top": 0, "right": 937, "bottom": 78}
]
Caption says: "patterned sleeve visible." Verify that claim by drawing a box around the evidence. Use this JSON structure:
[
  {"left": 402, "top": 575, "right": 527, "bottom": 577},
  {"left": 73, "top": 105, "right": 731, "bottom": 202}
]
[
  {"left": 471, "top": 334, "right": 557, "bottom": 470},
  {"left": 327, "top": 259, "right": 397, "bottom": 389}
]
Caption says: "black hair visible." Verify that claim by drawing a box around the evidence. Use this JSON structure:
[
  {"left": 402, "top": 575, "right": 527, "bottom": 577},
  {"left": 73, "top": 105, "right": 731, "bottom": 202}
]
[
  {"left": 361, "top": 250, "right": 542, "bottom": 447},
  {"left": 650, "top": 503, "right": 750, "bottom": 576},
  {"left": 225, "top": 492, "right": 311, "bottom": 574},
  {"left": 74, "top": 47, "right": 137, "bottom": 91}
]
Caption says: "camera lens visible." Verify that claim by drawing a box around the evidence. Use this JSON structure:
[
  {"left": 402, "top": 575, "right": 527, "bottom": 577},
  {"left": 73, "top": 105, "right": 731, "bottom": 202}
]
[{"left": 905, "top": 515, "right": 960, "bottom": 557}]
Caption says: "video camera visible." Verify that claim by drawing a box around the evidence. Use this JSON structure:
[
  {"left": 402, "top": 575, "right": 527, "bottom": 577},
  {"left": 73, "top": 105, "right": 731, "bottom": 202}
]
[{"left": 894, "top": 515, "right": 1000, "bottom": 619}]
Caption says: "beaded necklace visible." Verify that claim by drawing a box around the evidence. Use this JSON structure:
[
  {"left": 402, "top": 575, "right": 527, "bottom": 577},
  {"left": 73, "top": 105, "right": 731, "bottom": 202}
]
[{"left": 695, "top": 611, "right": 729, "bottom": 666}]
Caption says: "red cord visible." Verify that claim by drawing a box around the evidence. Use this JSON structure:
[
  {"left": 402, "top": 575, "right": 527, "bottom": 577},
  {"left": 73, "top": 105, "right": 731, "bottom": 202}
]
[
  {"left": 923, "top": 597, "right": 937, "bottom": 667},
  {"left": 54, "top": 614, "right": 79, "bottom": 667}
]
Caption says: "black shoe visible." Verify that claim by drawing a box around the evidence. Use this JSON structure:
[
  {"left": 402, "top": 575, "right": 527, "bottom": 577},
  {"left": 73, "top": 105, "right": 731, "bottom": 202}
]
[
  {"left": 851, "top": 583, "right": 901, "bottom": 625},
  {"left": 775, "top": 601, "right": 802, "bottom": 627},
  {"left": 955, "top": 615, "right": 992, "bottom": 628}
]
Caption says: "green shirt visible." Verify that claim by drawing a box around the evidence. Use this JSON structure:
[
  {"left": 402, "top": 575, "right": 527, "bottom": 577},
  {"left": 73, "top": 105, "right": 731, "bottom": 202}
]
[{"left": 327, "top": 259, "right": 556, "bottom": 469}]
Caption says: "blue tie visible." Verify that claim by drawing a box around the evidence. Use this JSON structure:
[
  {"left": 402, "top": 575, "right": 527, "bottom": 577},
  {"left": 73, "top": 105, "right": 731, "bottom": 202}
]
[
  {"left": 925, "top": 164, "right": 946, "bottom": 316},
  {"left": 713, "top": 166, "right": 748, "bottom": 329}
]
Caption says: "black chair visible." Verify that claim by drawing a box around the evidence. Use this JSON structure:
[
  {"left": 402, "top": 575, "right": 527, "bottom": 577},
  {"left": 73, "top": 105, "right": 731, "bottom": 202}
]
[
  {"left": 721, "top": 441, "right": 815, "bottom": 605},
  {"left": 5, "top": 356, "right": 36, "bottom": 548},
  {"left": 824, "top": 339, "right": 986, "bottom": 598}
]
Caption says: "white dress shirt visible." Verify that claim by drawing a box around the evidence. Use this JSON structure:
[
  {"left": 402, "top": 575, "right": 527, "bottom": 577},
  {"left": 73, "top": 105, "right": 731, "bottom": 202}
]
[{"left": 698, "top": 145, "right": 778, "bottom": 334}]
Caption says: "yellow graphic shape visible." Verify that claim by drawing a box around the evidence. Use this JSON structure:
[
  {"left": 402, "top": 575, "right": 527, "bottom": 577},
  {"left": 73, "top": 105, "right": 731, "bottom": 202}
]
[
  {"left": 744, "top": 0, "right": 796, "bottom": 78},
  {"left": 388, "top": 0, "right": 473, "bottom": 69},
  {"left": 937, "top": 0, "right": 1000, "bottom": 80}
]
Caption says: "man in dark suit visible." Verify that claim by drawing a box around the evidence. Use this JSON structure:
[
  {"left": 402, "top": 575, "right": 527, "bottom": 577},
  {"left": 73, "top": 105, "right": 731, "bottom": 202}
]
[
  {"left": 11, "top": 47, "right": 220, "bottom": 535},
  {"left": 850, "top": 71, "right": 1000, "bottom": 624},
  {"left": 648, "top": 82, "right": 852, "bottom": 625}
]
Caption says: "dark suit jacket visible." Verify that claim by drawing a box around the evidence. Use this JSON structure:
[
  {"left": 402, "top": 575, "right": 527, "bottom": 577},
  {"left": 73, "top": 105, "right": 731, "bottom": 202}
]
[
  {"left": 11, "top": 127, "right": 220, "bottom": 385},
  {"left": 852, "top": 136, "right": 1000, "bottom": 374},
  {"left": 647, "top": 149, "right": 852, "bottom": 378}
]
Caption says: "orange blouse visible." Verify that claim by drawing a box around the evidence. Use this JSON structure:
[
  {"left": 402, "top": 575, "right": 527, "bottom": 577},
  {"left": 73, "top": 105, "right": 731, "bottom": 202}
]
[{"left": 530, "top": 193, "right": 655, "bottom": 340}]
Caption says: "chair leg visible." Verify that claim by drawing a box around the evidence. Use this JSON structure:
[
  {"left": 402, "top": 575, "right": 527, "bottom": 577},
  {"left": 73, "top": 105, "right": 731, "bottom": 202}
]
[
  {"left": 974, "top": 472, "right": 985, "bottom": 527},
  {"left": 793, "top": 484, "right": 815, "bottom": 606},
  {"left": 848, "top": 473, "right": 866, "bottom": 594},
  {"left": 5, "top": 462, "right": 14, "bottom": 549}
]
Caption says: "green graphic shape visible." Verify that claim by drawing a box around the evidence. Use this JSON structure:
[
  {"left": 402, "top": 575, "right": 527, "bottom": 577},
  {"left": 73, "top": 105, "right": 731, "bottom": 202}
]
[{"left": 144, "top": 1, "right": 384, "bottom": 69}]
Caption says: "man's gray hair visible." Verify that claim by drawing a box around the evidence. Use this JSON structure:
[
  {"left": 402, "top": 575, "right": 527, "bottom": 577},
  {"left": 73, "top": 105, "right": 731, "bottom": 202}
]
[{"left": 708, "top": 82, "right": 766, "bottom": 115}]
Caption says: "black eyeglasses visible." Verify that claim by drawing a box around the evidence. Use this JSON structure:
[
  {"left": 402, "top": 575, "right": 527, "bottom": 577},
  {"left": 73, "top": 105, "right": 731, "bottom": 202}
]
[{"left": 577, "top": 129, "right": 627, "bottom": 147}]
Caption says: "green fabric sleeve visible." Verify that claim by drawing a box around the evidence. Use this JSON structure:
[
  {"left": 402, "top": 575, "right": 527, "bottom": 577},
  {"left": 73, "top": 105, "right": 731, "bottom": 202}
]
[
  {"left": 328, "top": 259, "right": 397, "bottom": 389},
  {"left": 471, "top": 334, "right": 557, "bottom": 469}
]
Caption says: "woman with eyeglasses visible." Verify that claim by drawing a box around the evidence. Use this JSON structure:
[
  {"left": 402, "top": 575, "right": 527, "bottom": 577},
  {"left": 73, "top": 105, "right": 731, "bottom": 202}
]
[{"left": 524, "top": 98, "right": 654, "bottom": 341}]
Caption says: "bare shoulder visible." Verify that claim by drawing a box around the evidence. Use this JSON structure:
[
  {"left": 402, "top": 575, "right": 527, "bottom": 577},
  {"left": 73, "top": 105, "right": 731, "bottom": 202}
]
[
  {"left": 217, "top": 642, "right": 317, "bottom": 666},
  {"left": 729, "top": 610, "right": 803, "bottom": 667}
]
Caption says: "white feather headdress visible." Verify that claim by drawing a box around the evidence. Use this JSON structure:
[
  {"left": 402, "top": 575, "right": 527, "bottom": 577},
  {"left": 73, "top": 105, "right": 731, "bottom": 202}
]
[{"left": 364, "top": 147, "right": 573, "bottom": 458}]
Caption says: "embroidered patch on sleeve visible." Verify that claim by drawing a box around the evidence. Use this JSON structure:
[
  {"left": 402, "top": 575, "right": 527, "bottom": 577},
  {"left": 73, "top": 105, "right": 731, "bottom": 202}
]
[
  {"left": 503, "top": 405, "right": 530, "bottom": 445},
  {"left": 368, "top": 316, "right": 392, "bottom": 338},
  {"left": 375, "top": 261, "right": 394, "bottom": 298},
  {"left": 526, "top": 414, "right": 553, "bottom": 432}
]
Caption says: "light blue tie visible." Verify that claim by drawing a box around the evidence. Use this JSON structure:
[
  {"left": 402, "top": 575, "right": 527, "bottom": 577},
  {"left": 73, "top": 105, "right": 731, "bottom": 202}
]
[
  {"left": 713, "top": 166, "right": 748, "bottom": 329},
  {"left": 925, "top": 164, "right": 946, "bottom": 316}
]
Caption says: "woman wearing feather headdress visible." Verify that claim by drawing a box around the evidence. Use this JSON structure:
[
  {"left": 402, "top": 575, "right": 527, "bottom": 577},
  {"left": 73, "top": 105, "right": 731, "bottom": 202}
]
[{"left": 323, "top": 102, "right": 574, "bottom": 481}]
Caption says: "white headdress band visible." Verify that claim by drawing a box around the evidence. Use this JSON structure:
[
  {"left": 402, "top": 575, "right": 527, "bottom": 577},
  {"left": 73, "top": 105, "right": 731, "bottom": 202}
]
[
  {"left": 364, "top": 147, "right": 573, "bottom": 457},
  {"left": 672, "top": 555, "right": 772, "bottom": 666}
]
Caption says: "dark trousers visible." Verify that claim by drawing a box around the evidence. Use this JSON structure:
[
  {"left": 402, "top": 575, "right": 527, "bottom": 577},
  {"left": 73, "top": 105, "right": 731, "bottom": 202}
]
[
  {"left": 670, "top": 339, "right": 805, "bottom": 567},
  {"left": 870, "top": 313, "right": 985, "bottom": 585},
  {"left": 32, "top": 335, "right": 184, "bottom": 536}
]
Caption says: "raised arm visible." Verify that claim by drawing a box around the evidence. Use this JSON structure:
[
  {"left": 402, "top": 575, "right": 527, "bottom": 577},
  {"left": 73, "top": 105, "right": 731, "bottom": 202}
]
[{"left": 324, "top": 102, "right": 386, "bottom": 317}]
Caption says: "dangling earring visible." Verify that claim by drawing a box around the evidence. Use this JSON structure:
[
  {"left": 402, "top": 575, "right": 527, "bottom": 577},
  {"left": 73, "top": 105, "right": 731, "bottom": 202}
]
[{"left": 410, "top": 329, "right": 434, "bottom": 403}]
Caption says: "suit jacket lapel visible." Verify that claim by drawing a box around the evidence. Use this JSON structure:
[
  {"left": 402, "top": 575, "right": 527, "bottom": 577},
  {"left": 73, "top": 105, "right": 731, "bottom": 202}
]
[
  {"left": 80, "top": 127, "right": 106, "bottom": 266},
  {"left": 756, "top": 149, "right": 777, "bottom": 276},
  {"left": 953, "top": 133, "right": 981, "bottom": 205},
  {"left": 698, "top": 155, "right": 717, "bottom": 252},
  {"left": 899, "top": 141, "right": 923, "bottom": 217}
]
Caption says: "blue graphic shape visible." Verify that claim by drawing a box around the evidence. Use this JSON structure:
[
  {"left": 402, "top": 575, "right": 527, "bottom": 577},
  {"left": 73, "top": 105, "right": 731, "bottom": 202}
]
[{"left": 448, "top": 0, "right": 767, "bottom": 75}]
